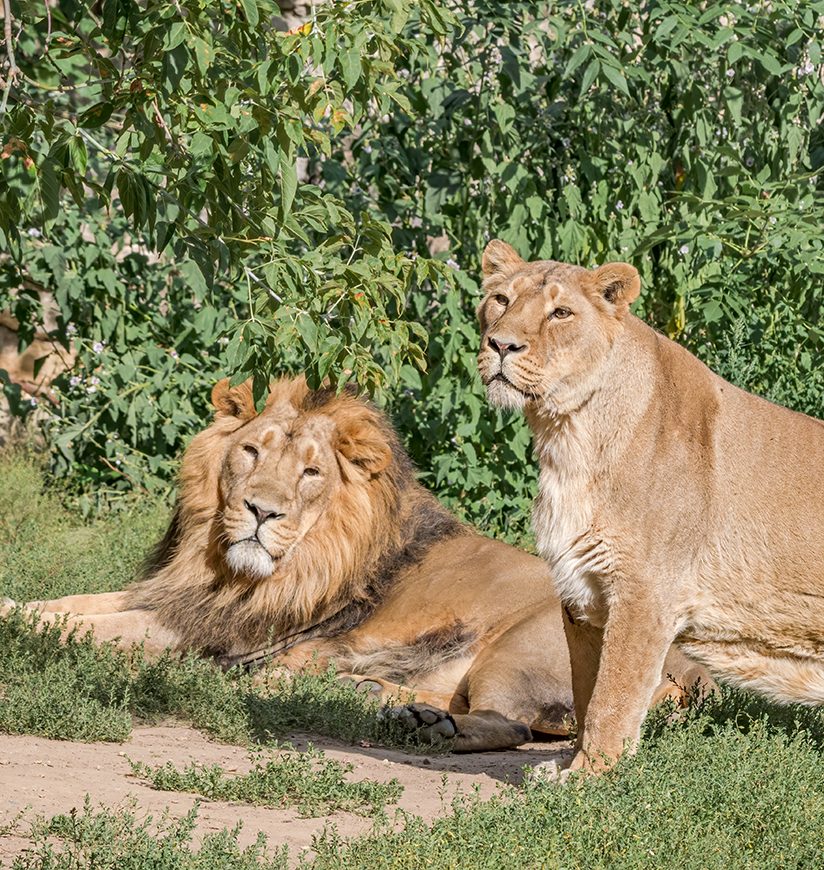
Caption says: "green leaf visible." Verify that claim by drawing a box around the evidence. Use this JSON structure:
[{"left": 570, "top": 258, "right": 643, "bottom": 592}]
[
  {"left": 78, "top": 103, "right": 114, "bottom": 129},
  {"left": 242, "top": 0, "right": 259, "bottom": 28},
  {"left": 280, "top": 160, "right": 297, "bottom": 219},
  {"left": 68, "top": 137, "right": 88, "bottom": 176},
  {"left": 580, "top": 59, "right": 601, "bottom": 94},
  {"left": 39, "top": 159, "right": 60, "bottom": 223},
  {"left": 601, "top": 64, "right": 629, "bottom": 95}
]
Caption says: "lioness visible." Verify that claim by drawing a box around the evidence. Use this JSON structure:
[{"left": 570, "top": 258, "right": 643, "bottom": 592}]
[
  {"left": 9, "top": 376, "right": 705, "bottom": 751},
  {"left": 477, "top": 238, "right": 824, "bottom": 771}
]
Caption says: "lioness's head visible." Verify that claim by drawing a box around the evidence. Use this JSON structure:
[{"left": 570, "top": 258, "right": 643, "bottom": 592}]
[
  {"left": 199, "top": 378, "right": 394, "bottom": 581},
  {"left": 476, "top": 240, "right": 640, "bottom": 413}
]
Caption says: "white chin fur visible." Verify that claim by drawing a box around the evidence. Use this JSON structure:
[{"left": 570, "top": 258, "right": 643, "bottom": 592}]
[
  {"left": 225, "top": 540, "right": 276, "bottom": 580},
  {"left": 485, "top": 380, "right": 529, "bottom": 411}
]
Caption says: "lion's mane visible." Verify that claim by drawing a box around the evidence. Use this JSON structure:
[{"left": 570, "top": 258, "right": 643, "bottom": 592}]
[{"left": 127, "top": 379, "right": 464, "bottom": 655}]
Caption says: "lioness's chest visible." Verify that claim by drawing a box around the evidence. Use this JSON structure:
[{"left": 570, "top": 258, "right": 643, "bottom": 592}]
[{"left": 532, "top": 468, "right": 612, "bottom": 618}]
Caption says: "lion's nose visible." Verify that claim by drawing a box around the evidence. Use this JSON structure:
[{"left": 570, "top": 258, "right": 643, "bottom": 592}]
[
  {"left": 487, "top": 335, "right": 527, "bottom": 358},
  {"left": 244, "top": 499, "right": 285, "bottom": 525}
]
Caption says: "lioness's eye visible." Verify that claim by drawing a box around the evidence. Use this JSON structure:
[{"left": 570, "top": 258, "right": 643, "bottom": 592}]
[
  {"left": 551, "top": 307, "right": 572, "bottom": 320},
  {"left": 303, "top": 467, "right": 320, "bottom": 477},
  {"left": 242, "top": 444, "right": 259, "bottom": 459},
  {"left": 493, "top": 294, "right": 509, "bottom": 307}
]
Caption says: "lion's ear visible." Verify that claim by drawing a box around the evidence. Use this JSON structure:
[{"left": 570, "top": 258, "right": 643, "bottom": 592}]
[
  {"left": 591, "top": 263, "right": 641, "bottom": 313},
  {"left": 482, "top": 239, "right": 525, "bottom": 277},
  {"left": 336, "top": 414, "right": 392, "bottom": 476},
  {"left": 211, "top": 378, "right": 257, "bottom": 420}
]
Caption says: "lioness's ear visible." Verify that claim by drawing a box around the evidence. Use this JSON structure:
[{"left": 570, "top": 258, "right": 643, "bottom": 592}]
[
  {"left": 211, "top": 378, "right": 257, "bottom": 420},
  {"left": 482, "top": 239, "right": 525, "bottom": 276},
  {"left": 591, "top": 263, "right": 641, "bottom": 312},
  {"left": 336, "top": 413, "right": 392, "bottom": 476}
]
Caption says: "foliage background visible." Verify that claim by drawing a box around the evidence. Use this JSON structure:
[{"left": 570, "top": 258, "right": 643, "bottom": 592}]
[{"left": 1, "top": 0, "right": 823, "bottom": 540}]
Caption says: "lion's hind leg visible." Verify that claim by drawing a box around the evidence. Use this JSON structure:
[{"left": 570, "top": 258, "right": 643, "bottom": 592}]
[
  {"left": 383, "top": 703, "right": 532, "bottom": 751},
  {"left": 336, "top": 674, "right": 527, "bottom": 750}
]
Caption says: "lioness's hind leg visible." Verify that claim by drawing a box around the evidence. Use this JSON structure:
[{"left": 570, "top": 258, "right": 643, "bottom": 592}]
[{"left": 386, "top": 703, "right": 532, "bottom": 751}]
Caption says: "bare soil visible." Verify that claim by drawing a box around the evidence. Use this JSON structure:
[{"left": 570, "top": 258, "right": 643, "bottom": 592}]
[{"left": 0, "top": 725, "right": 572, "bottom": 864}]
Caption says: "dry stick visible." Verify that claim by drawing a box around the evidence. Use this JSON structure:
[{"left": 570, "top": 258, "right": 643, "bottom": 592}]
[{"left": 0, "top": 0, "right": 19, "bottom": 114}]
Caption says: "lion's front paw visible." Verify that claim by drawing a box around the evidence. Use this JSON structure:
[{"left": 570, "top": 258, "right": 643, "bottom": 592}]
[
  {"left": 0, "top": 597, "right": 17, "bottom": 617},
  {"left": 382, "top": 702, "right": 457, "bottom": 742}
]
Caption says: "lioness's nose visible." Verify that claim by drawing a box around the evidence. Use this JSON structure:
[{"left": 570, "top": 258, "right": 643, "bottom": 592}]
[
  {"left": 244, "top": 499, "right": 285, "bottom": 525},
  {"left": 487, "top": 335, "right": 527, "bottom": 358}
]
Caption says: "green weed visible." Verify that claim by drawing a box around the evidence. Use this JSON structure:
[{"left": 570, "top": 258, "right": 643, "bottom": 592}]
[
  {"left": 129, "top": 745, "right": 402, "bottom": 818},
  {"left": 7, "top": 799, "right": 290, "bottom": 870},
  {"left": 0, "top": 607, "right": 419, "bottom": 748},
  {"left": 307, "top": 704, "right": 824, "bottom": 869}
]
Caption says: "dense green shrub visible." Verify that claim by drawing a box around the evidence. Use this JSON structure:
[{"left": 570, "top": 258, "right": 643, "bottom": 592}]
[{"left": 1, "top": 0, "right": 822, "bottom": 539}]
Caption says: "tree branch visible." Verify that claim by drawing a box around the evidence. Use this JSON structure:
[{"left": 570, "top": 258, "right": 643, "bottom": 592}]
[{"left": 0, "top": 0, "right": 19, "bottom": 115}]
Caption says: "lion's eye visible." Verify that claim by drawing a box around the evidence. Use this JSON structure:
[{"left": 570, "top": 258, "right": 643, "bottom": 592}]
[
  {"left": 303, "top": 467, "right": 320, "bottom": 477},
  {"left": 493, "top": 294, "right": 509, "bottom": 307},
  {"left": 550, "top": 307, "right": 572, "bottom": 320},
  {"left": 242, "top": 444, "right": 259, "bottom": 459}
]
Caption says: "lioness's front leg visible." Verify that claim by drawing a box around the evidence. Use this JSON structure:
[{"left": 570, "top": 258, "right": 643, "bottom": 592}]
[{"left": 571, "top": 594, "right": 676, "bottom": 772}]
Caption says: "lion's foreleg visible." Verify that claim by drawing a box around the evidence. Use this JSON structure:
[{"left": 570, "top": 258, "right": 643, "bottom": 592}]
[{"left": 26, "top": 590, "right": 132, "bottom": 615}]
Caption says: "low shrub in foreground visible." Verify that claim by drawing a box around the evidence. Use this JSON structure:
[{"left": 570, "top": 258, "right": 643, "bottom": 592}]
[
  {"left": 7, "top": 799, "right": 290, "bottom": 870},
  {"left": 0, "top": 608, "right": 412, "bottom": 748},
  {"left": 129, "top": 745, "right": 403, "bottom": 819}
]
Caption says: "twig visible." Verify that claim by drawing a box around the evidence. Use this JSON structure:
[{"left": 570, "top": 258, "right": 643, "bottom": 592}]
[
  {"left": 1, "top": 0, "right": 20, "bottom": 115},
  {"left": 44, "top": 0, "right": 51, "bottom": 49}
]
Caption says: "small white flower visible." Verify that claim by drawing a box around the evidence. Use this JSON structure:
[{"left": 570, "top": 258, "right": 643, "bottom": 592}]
[
  {"left": 92, "top": 341, "right": 105, "bottom": 354},
  {"left": 87, "top": 385, "right": 97, "bottom": 394},
  {"left": 29, "top": 397, "right": 38, "bottom": 407},
  {"left": 446, "top": 258, "right": 460, "bottom": 270},
  {"left": 726, "top": 68, "right": 735, "bottom": 78},
  {"left": 799, "top": 61, "right": 815, "bottom": 76},
  {"left": 561, "top": 137, "right": 571, "bottom": 148},
  {"left": 615, "top": 200, "right": 624, "bottom": 211},
  {"left": 363, "top": 145, "right": 372, "bottom": 154},
  {"left": 89, "top": 376, "right": 100, "bottom": 386},
  {"left": 678, "top": 244, "right": 689, "bottom": 255},
  {"left": 69, "top": 375, "right": 82, "bottom": 387},
  {"left": 219, "top": 336, "right": 229, "bottom": 346},
  {"left": 170, "top": 349, "right": 179, "bottom": 359},
  {"left": 769, "top": 216, "right": 777, "bottom": 225},
  {"left": 66, "top": 323, "right": 77, "bottom": 336},
  {"left": 27, "top": 227, "right": 42, "bottom": 238},
  {"left": 745, "top": 156, "right": 754, "bottom": 167}
]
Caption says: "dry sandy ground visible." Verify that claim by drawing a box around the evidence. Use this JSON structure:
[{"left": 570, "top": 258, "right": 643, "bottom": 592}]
[{"left": 0, "top": 725, "right": 572, "bottom": 864}]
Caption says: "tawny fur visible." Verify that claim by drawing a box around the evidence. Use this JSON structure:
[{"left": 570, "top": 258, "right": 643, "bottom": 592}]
[
  {"left": 17, "top": 375, "right": 710, "bottom": 752},
  {"left": 477, "top": 238, "right": 824, "bottom": 770}
]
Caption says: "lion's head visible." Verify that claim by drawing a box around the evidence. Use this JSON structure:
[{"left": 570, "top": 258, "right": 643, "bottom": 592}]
[
  {"left": 476, "top": 240, "right": 640, "bottom": 414},
  {"left": 210, "top": 378, "right": 394, "bottom": 581},
  {"left": 133, "top": 377, "right": 460, "bottom": 654}
]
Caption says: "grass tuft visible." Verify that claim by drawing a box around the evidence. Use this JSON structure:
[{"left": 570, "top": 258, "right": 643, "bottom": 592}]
[
  {"left": 129, "top": 745, "right": 403, "bottom": 818},
  {"left": 10, "top": 798, "right": 290, "bottom": 870}
]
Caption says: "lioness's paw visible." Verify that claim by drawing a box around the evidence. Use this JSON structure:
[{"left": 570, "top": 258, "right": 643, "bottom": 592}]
[
  {"left": 529, "top": 759, "right": 572, "bottom": 785},
  {"left": 0, "top": 597, "right": 16, "bottom": 616},
  {"left": 382, "top": 702, "right": 457, "bottom": 742}
]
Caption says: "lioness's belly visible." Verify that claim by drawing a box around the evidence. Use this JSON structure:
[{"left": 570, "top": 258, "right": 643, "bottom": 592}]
[{"left": 678, "top": 585, "right": 824, "bottom": 705}]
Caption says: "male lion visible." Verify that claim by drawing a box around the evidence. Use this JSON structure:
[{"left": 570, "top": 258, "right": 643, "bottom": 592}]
[
  {"left": 10, "top": 376, "right": 704, "bottom": 751},
  {"left": 477, "top": 238, "right": 824, "bottom": 771}
]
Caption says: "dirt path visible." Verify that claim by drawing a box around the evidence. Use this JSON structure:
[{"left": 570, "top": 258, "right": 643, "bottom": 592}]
[{"left": 0, "top": 726, "right": 572, "bottom": 864}]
